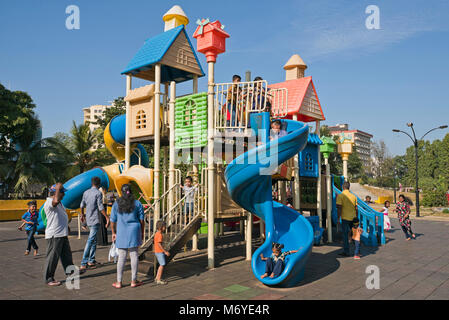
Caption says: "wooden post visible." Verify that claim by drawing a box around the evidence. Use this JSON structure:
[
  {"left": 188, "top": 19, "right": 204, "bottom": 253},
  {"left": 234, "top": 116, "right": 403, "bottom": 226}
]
[
  {"left": 316, "top": 121, "right": 322, "bottom": 231},
  {"left": 153, "top": 64, "right": 161, "bottom": 231},
  {"left": 246, "top": 212, "right": 252, "bottom": 261},
  {"left": 124, "top": 75, "right": 132, "bottom": 170},
  {"left": 192, "top": 75, "right": 199, "bottom": 251},
  {"left": 207, "top": 61, "right": 215, "bottom": 269},
  {"left": 325, "top": 157, "right": 332, "bottom": 242},
  {"left": 293, "top": 114, "right": 300, "bottom": 210},
  {"left": 168, "top": 81, "right": 176, "bottom": 215}
]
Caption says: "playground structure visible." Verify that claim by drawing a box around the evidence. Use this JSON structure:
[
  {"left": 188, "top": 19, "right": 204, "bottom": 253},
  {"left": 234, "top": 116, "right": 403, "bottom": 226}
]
[{"left": 50, "top": 5, "right": 385, "bottom": 287}]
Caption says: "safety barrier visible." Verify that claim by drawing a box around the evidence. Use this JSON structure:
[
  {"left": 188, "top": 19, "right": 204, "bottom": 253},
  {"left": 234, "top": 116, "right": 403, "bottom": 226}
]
[{"left": 333, "top": 186, "right": 385, "bottom": 246}]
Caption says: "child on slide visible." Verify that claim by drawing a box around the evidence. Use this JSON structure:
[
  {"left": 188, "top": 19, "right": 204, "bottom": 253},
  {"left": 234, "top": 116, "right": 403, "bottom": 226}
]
[{"left": 260, "top": 242, "right": 300, "bottom": 279}]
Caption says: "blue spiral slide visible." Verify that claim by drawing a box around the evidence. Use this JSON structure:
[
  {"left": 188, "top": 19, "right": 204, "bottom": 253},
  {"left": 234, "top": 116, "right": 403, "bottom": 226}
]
[{"left": 224, "top": 119, "right": 314, "bottom": 287}]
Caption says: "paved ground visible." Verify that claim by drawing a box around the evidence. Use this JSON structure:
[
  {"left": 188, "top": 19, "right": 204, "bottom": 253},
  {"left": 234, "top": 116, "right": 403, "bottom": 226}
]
[{"left": 1, "top": 216, "right": 449, "bottom": 300}]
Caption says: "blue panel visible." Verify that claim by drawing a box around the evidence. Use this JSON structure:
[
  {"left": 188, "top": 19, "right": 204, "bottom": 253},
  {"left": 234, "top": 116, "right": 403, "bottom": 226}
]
[
  {"left": 250, "top": 112, "right": 270, "bottom": 142},
  {"left": 299, "top": 144, "right": 319, "bottom": 177},
  {"left": 109, "top": 114, "right": 127, "bottom": 144}
]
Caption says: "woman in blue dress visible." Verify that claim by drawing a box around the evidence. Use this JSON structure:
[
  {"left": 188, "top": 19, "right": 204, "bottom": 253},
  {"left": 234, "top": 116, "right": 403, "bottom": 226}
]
[{"left": 111, "top": 184, "right": 145, "bottom": 288}]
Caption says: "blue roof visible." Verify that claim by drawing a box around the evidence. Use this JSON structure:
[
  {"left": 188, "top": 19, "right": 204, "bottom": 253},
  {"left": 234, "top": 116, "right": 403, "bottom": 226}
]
[
  {"left": 121, "top": 25, "right": 204, "bottom": 83},
  {"left": 307, "top": 133, "right": 323, "bottom": 145}
]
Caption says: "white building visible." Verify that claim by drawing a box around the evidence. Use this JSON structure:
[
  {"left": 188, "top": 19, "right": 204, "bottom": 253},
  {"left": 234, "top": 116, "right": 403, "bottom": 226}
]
[
  {"left": 328, "top": 124, "right": 373, "bottom": 171},
  {"left": 83, "top": 105, "right": 110, "bottom": 132}
]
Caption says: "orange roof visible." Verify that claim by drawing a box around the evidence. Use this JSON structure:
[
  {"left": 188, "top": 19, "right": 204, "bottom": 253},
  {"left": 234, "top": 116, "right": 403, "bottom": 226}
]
[{"left": 269, "top": 76, "right": 325, "bottom": 122}]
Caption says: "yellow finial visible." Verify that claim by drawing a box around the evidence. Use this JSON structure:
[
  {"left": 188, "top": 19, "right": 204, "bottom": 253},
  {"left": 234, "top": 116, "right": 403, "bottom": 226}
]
[{"left": 163, "top": 5, "right": 189, "bottom": 31}]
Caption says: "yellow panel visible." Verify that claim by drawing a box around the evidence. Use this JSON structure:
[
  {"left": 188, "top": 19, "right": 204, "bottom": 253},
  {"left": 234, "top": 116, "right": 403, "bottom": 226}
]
[
  {"left": 104, "top": 122, "right": 125, "bottom": 161},
  {"left": 114, "top": 165, "right": 154, "bottom": 201}
]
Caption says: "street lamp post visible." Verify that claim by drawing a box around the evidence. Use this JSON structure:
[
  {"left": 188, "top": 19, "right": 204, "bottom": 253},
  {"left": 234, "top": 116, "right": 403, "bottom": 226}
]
[{"left": 392, "top": 124, "right": 448, "bottom": 217}]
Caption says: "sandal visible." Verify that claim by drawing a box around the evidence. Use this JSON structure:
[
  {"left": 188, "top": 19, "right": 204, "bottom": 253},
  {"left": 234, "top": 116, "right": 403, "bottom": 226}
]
[
  {"left": 112, "top": 282, "right": 122, "bottom": 289},
  {"left": 24, "top": 250, "right": 30, "bottom": 256},
  {"left": 47, "top": 281, "right": 61, "bottom": 286},
  {"left": 131, "top": 280, "right": 143, "bottom": 288}
]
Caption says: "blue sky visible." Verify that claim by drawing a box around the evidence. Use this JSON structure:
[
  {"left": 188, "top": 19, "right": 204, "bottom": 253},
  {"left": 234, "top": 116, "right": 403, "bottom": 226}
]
[{"left": 1, "top": 0, "right": 448, "bottom": 156}]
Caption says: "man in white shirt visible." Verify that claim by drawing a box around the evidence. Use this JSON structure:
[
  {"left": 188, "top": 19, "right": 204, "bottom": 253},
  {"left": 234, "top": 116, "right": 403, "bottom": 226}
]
[{"left": 43, "top": 183, "right": 84, "bottom": 286}]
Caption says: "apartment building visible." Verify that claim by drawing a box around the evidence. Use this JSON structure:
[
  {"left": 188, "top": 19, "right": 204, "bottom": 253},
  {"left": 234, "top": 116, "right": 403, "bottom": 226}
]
[
  {"left": 83, "top": 105, "right": 110, "bottom": 132},
  {"left": 328, "top": 124, "right": 373, "bottom": 170}
]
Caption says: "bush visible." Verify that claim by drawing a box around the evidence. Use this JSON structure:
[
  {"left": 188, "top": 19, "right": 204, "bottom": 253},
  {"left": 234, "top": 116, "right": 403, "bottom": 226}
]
[
  {"left": 443, "top": 209, "right": 449, "bottom": 214},
  {"left": 422, "top": 188, "right": 448, "bottom": 207}
]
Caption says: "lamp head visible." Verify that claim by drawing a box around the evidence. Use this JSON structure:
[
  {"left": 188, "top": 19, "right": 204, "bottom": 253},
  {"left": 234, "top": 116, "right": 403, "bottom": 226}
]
[
  {"left": 407, "top": 122, "right": 413, "bottom": 127},
  {"left": 392, "top": 129, "right": 400, "bottom": 132},
  {"left": 439, "top": 125, "right": 448, "bottom": 129}
]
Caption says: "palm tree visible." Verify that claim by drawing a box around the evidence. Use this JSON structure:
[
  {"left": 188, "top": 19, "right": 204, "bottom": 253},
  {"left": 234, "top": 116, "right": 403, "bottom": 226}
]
[
  {"left": 2, "top": 117, "right": 56, "bottom": 197},
  {"left": 70, "top": 121, "right": 97, "bottom": 173}
]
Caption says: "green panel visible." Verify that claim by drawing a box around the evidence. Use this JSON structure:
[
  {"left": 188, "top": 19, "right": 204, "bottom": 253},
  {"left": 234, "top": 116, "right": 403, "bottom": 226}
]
[{"left": 175, "top": 93, "right": 208, "bottom": 149}]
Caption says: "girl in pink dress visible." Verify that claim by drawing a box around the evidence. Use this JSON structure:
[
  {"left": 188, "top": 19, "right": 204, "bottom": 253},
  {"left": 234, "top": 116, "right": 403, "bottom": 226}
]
[{"left": 381, "top": 200, "right": 391, "bottom": 231}]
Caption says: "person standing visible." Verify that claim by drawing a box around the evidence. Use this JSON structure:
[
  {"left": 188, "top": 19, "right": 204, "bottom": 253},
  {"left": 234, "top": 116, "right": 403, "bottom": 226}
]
[
  {"left": 20, "top": 201, "right": 39, "bottom": 256},
  {"left": 336, "top": 181, "right": 358, "bottom": 257},
  {"left": 396, "top": 195, "right": 416, "bottom": 240},
  {"left": 381, "top": 200, "right": 392, "bottom": 231},
  {"left": 43, "top": 183, "right": 84, "bottom": 286},
  {"left": 111, "top": 184, "right": 145, "bottom": 288},
  {"left": 96, "top": 186, "right": 109, "bottom": 246},
  {"left": 79, "top": 177, "right": 110, "bottom": 271}
]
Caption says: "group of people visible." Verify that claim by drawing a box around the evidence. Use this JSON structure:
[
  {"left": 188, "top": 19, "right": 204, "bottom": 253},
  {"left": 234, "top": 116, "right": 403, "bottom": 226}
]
[
  {"left": 225, "top": 74, "right": 271, "bottom": 130},
  {"left": 19, "top": 178, "right": 172, "bottom": 287},
  {"left": 336, "top": 182, "right": 418, "bottom": 260}
]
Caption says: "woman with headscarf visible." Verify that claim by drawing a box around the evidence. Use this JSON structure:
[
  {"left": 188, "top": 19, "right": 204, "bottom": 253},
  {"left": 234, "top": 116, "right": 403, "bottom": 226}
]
[
  {"left": 395, "top": 195, "right": 416, "bottom": 240},
  {"left": 111, "top": 184, "right": 145, "bottom": 288}
]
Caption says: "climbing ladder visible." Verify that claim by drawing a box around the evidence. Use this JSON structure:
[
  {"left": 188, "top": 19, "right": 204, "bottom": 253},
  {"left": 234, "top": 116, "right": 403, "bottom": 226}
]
[{"left": 138, "top": 169, "right": 207, "bottom": 274}]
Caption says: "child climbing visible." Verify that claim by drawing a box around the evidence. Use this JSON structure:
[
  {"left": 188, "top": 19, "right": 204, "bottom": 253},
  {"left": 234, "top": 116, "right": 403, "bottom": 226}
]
[
  {"left": 154, "top": 220, "right": 170, "bottom": 285},
  {"left": 352, "top": 217, "right": 363, "bottom": 260},
  {"left": 260, "top": 242, "right": 300, "bottom": 278},
  {"left": 180, "top": 176, "right": 198, "bottom": 224},
  {"left": 19, "top": 201, "right": 39, "bottom": 256}
]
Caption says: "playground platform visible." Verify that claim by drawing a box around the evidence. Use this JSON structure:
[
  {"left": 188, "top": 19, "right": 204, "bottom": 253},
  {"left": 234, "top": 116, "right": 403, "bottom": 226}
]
[{"left": 1, "top": 217, "right": 449, "bottom": 300}]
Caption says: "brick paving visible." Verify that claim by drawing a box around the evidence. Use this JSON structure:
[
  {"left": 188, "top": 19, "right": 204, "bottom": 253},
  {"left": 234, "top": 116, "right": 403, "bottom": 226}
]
[{"left": 1, "top": 216, "right": 449, "bottom": 300}]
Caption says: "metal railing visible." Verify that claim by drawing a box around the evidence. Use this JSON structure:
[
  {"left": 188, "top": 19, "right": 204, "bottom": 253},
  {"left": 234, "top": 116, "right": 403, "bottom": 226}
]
[
  {"left": 269, "top": 87, "right": 288, "bottom": 118},
  {"left": 140, "top": 169, "right": 207, "bottom": 250},
  {"left": 214, "top": 80, "right": 268, "bottom": 132},
  {"left": 141, "top": 168, "right": 181, "bottom": 247}
]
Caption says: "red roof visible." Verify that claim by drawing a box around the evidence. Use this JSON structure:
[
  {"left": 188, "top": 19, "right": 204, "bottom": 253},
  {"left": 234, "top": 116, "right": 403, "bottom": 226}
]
[
  {"left": 268, "top": 76, "right": 325, "bottom": 122},
  {"left": 193, "top": 20, "right": 230, "bottom": 38}
]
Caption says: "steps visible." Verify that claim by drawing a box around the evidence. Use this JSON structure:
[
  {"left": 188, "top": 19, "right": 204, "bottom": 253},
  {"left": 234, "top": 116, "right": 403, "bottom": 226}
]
[{"left": 138, "top": 216, "right": 202, "bottom": 275}]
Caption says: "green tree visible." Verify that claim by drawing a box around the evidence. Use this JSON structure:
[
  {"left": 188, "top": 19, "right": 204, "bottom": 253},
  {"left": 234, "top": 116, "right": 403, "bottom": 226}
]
[
  {"left": 347, "top": 147, "right": 363, "bottom": 181},
  {"left": 1, "top": 117, "right": 57, "bottom": 197},
  {"left": 48, "top": 121, "right": 98, "bottom": 177},
  {"left": 0, "top": 83, "right": 37, "bottom": 152}
]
